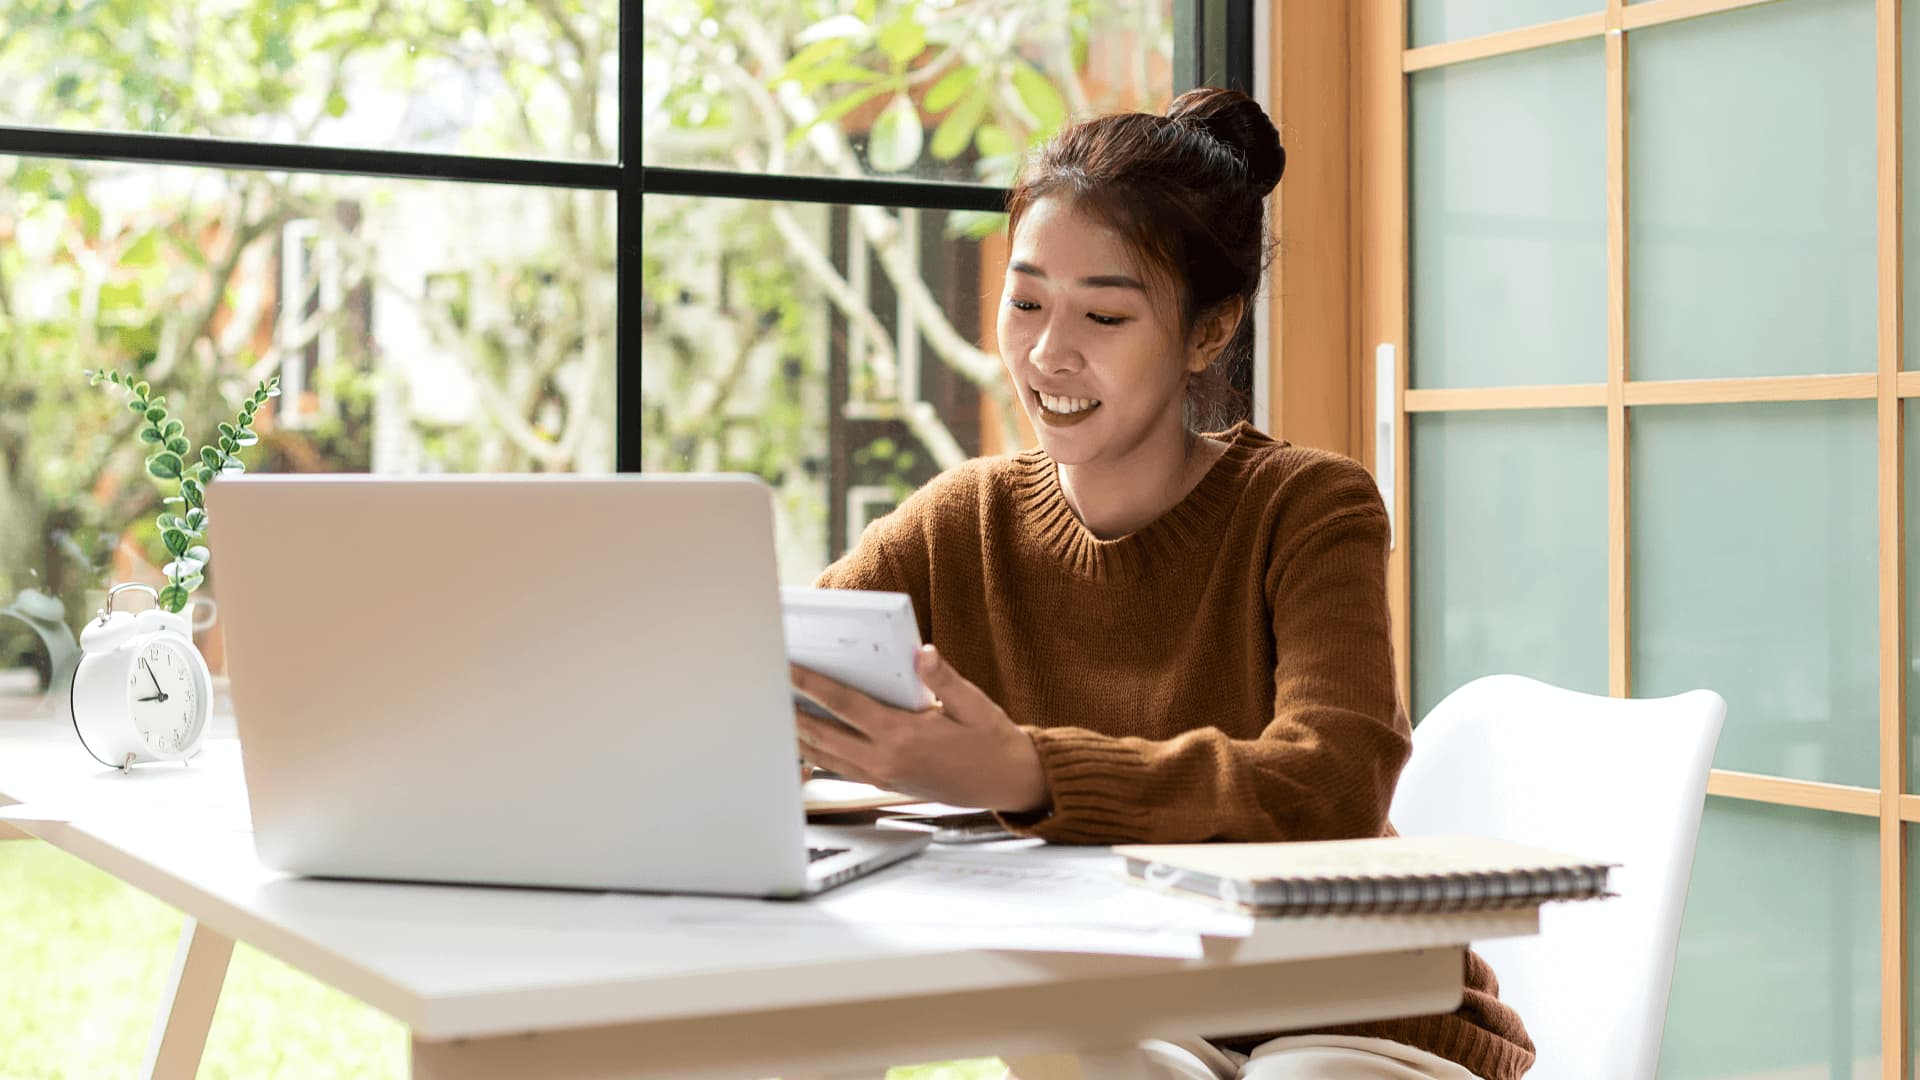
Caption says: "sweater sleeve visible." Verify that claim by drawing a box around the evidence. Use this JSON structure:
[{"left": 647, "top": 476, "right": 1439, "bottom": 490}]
[
  {"left": 811, "top": 476, "right": 943, "bottom": 643},
  {"left": 1002, "top": 473, "right": 1411, "bottom": 844}
]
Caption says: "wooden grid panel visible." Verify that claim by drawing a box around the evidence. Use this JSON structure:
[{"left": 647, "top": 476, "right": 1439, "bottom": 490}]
[{"left": 1388, "top": 0, "right": 1912, "bottom": 1072}]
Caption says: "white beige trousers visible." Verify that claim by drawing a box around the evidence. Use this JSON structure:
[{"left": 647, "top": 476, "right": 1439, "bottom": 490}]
[{"left": 1137, "top": 1034, "right": 1481, "bottom": 1080}]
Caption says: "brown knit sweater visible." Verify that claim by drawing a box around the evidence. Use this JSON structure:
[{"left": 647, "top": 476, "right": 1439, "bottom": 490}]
[{"left": 815, "top": 422, "right": 1533, "bottom": 1080}]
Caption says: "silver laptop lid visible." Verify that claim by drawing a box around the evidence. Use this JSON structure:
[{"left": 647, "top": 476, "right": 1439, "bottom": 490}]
[{"left": 207, "top": 473, "right": 812, "bottom": 895}]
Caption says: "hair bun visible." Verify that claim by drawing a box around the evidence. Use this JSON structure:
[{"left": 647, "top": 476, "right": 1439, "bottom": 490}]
[{"left": 1167, "top": 87, "right": 1285, "bottom": 197}]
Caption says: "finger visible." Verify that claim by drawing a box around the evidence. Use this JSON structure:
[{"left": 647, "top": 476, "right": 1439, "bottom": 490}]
[
  {"left": 791, "top": 664, "right": 902, "bottom": 738},
  {"left": 800, "top": 743, "right": 886, "bottom": 789},
  {"left": 796, "top": 709, "right": 877, "bottom": 762},
  {"left": 913, "top": 645, "right": 988, "bottom": 720}
]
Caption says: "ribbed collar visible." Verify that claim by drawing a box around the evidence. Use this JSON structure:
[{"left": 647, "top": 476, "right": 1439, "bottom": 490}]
[{"left": 1009, "top": 421, "right": 1268, "bottom": 581}]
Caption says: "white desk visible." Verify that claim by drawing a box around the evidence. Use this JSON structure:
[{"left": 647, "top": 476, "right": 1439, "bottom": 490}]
[{"left": 0, "top": 722, "right": 1539, "bottom": 1080}]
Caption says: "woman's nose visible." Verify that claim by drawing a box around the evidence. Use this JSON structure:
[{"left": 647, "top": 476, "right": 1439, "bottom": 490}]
[{"left": 1029, "top": 318, "right": 1080, "bottom": 374}]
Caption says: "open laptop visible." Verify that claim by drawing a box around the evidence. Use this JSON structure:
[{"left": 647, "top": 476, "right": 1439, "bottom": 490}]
[{"left": 205, "top": 473, "right": 928, "bottom": 897}]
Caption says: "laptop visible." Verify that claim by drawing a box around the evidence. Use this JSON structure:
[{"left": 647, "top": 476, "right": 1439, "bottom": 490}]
[{"left": 205, "top": 473, "right": 929, "bottom": 897}]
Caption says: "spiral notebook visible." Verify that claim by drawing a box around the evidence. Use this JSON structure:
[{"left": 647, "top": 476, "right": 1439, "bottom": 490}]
[{"left": 1114, "top": 834, "right": 1614, "bottom": 916}]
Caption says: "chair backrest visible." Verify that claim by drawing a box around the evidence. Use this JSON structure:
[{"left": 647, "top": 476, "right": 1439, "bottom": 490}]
[{"left": 1388, "top": 675, "right": 1724, "bottom": 1080}]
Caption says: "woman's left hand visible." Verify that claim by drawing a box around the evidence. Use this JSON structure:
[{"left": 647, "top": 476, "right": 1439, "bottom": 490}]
[{"left": 793, "top": 645, "right": 1050, "bottom": 814}]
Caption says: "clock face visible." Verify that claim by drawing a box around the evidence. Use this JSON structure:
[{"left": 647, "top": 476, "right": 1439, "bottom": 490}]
[{"left": 126, "top": 638, "right": 203, "bottom": 755}]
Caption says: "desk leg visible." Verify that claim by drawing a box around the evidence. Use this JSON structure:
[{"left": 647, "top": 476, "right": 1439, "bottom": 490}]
[{"left": 139, "top": 916, "right": 234, "bottom": 1080}]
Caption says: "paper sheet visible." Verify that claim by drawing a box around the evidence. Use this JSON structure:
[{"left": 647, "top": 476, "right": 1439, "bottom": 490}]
[{"left": 594, "top": 843, "right": 1253, "bottom": 959}]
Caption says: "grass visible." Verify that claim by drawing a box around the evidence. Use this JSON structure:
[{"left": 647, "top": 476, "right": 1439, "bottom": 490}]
[{"left": 0, "top": 840, "right": 1007, "bottom": 1080}]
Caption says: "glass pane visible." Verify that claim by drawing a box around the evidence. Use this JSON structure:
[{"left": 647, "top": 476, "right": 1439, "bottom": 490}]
[
  {"left": 1409, "top": 0, "right": 1600, "bottom": 50},
  {"left": 1410, "top": 41, "right": 1605, "bottom": 390},
  {"left": 1661, "top": 800, "right": 1880, "bottom": 1078},
  {"left": 641, "top": 194, "right": 1016, "bottom": 584},
  {"left": 1906, "top": 0, "right": 1920, "bottom": 372},
  {"left": 641, "top": 0, "right": 1173, "bottom": 184},
  {"left": 0, "top": 156, "right": 613, "bottom": 709},
  {"left": 1632, "top": 402, "right": 1877, "bottom": 788},
  {"left": 1410, "top": 409, "right": 1608, "bottom": 722},
  {"left": 0, "top": 3, "right": 615, "bottom": 161},
  {"left": 1908, "top": 402, "right": 1920, "bottom": 793},
  {"left": 1910, "top": 823, "right": 1919, "bottom": 1072},
  {"left": 1628, "top": 0, "right": 1876, "bottom": 380}
]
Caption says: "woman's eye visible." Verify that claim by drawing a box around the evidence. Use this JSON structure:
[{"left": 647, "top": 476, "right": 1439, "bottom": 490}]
[
  {"left": 1006, "top": 298, "right": 1040, "bottom": 312},
  {"left": 1087, "top": 313, "right": 1127, "bottom": 327}
]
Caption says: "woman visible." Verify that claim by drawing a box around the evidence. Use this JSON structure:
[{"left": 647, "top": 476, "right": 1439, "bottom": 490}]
[{"left": 790, "top": 88, "right": 1532, "bottom": 1080}]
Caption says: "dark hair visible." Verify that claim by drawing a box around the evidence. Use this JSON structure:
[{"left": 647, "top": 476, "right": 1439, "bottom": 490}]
[{"left": 1005, "top": 87, "right": 1283, "bottom": 432}]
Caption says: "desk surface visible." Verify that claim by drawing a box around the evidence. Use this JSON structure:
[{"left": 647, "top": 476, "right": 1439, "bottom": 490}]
[{"left": 0, "top": 720, "right": 1537, "bottom": 1052}]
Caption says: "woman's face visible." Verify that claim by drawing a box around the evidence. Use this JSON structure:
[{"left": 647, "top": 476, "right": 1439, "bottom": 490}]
[{"left": 995, "top": 196, "right": 1204, "bottom": 469}]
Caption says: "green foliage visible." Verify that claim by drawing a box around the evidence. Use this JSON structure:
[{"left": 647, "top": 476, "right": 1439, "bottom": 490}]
[{"left": 84, "top": 369, "right": 280, "bottom": 614}]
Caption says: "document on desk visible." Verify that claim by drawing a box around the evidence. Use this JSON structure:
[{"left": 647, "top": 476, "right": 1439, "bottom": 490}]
[{"left": 598, "top": 843, "right": 1254, "bottom": 959}]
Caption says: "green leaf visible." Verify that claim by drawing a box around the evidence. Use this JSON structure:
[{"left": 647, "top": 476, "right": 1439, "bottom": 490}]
[
  {"left": 794, "top": 13, "right": 869, "bottom": 46},
  {"left": 128, "top": 398, "right": 149, "bottom": 413},
  {"left": 147, "top": 452, "right": 183, "bottom": 480},
  {"left": 157, "top": 514, "right": 182, "bottom": 532},
  {"left": 165, "top": 436, "right": 190, "bottom": 455},
  {"left": 1011, "top": 63, "right": 1067, "bottom": 137},
  {"left": 931, "top": 86, "right": 990, "bottom": 160},
  {"left": 264, "top": 384, "right": 281, "bottom": 397},
  {"left": 234, "top": 431, "right": 259, "bottom": 447},
  {"left": 163, "top": 418, "right": 183, "bottom": 437},
  {"left": 134, "top": 380, "right": 151, "bottom": 398},
  {"left": 779, "top": 38, "right": 851, "bottom": 83},
  {"left": 108, "top": 371, "right": 124, "bottom": 384},
  {"left": 179, "top": 573, "right": 205, "bottom": 592},
  {"left": 786, "top": 83, "right": 891, "bottom": 149},
  {"left": 122, "top": 233, "right": 161, "bottom": 269},
  {"left": 877, "top": 17, "right": 925, "bottom": 66},
  {"left": 185, "top": 508, "right": 208, "bottom": 531},
  {"left": 195, "top": 466, "right": 214, "bottom": 485},
  {"left": 181, "top": 479, "right": 205, "bottom": 509},
  {"left": 162, "top": 528, "right": 189, "bottom": 558},
  {"left": 924, "top": 65, "right": 978, "bottom": 114},
  {"left": 184, "top": 545, "right": 210, "bottom": 566},
  {"left": 866, "top": 92, "right": 923, "bottom": 173},
  {"left": 325, "top": 90, "right": 349, "bottom": 118},
  {"left": 200, "top": 447, "right": 223, "bottom": 472},
  {"left": 145, "top": 406, "right": 165, "bottom": 423},
  {"left": 218, "top": 422, "right": 236, "bottom": 440},
  {"left": 975, "top": 123, "right": 1018, "bottom": 158},
  {"left": 139, "top": 427, "right": 163, "bottom": 443},
  {"left": 158, "top": 585, "right": 189, "bottom": 614},
  {"left": 219, "top": 436, "right": 236, "bottom": 454}
]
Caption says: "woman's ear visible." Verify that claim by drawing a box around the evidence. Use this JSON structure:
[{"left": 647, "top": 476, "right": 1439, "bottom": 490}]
[{"left": 1185, "top": 297, "right": 1245, "bottom": 374}]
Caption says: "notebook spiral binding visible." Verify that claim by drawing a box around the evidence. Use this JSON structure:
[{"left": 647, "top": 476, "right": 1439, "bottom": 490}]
[{"left": 1140, "top": 862, "right": 1611, "bottom": 916}]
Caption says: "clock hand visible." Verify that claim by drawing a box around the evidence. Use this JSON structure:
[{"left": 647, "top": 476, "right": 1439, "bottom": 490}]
[
  {"left": 139, "top": 659, "right": 168, "bottom": 703},
  {"left": 136, "top": 693, "right": 166, "bottom": 703}
]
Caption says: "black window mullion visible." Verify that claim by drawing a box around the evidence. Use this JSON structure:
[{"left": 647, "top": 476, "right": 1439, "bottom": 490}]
[
  {"left": 619, "top": 0, "right": 642, "bottom": 472},
  {"left": 0, "top": 126, "right": 615, "bottom": 190},
  {"left": 640, "top": 166, "right": 1008, "bottom": 215}
]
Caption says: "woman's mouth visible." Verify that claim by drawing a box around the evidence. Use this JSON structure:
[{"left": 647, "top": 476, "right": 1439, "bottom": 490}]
[{"left": 1036, "top": 391, "right": 1101, "bottom": 426}]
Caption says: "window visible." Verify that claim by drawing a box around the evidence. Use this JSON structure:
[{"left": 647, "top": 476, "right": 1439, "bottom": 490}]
[{"left": 0, "top": 0, "right": 1247, "bottom": 695}]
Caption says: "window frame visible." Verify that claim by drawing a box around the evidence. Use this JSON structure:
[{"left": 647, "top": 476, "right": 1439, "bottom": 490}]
[{"left": 0, "top": 0, "right": 1253, "bottom": 474}]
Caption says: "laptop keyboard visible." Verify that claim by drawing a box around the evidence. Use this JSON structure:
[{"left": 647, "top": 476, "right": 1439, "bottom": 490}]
[{"left": 807, "top": 846, "right": 849, "bottom": 863}]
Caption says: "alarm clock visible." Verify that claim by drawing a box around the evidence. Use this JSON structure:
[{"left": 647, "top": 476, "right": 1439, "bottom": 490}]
[{"left": 69, "top": 582, "right": 213, "bottom": 771}]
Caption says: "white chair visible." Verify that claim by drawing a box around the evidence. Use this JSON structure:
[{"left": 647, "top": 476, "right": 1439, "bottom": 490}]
[{"left": 1389, "top": 674, "right": 1725, "bottom": 1080}]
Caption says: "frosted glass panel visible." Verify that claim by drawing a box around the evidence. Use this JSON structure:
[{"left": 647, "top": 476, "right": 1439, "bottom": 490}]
[
  {"left": 1410, "top": 41, "right": 1605, "bottom": 390},
  {"left": 1906, "top": 0, "right": 1920, "bottom": 371},
  {"left": 1661, "top": 801, "right": 1880, "bottom": 1077},
  {"left": 1410, "top": 410, "right": 1607, "bottom": 722},
  {"left": 1629, "top": 0, "right": 1875, "bottom": 379},
  {"left": 1409, "top": 0, "right": 1599, "bottom": 49},
  {"left": 1632, "top": 403, "right": 1877, "bottom": 788},
  {"left": 1907, "top": 402, "right": 1920, "bottom": 792}
]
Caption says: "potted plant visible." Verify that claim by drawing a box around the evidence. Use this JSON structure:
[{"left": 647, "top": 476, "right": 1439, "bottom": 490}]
[{"left": 82, "top": 370, "right": 280, "bottom": 614}]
